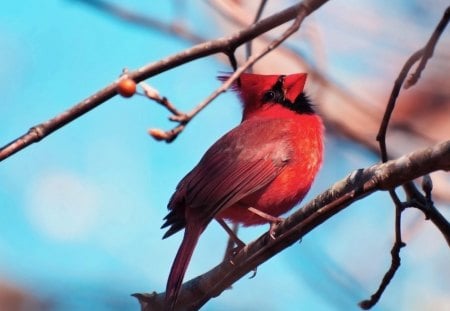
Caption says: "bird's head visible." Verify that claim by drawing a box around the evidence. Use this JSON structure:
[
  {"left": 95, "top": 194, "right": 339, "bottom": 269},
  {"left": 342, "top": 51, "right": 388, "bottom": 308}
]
[{"left": 219, "top": 73, "right": 312, "bottom": 120}]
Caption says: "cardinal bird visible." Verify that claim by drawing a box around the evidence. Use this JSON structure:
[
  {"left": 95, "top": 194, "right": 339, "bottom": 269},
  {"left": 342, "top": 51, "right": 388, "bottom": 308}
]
[{"left": 161, "top": 73, "right": 323, "bottom": 309}]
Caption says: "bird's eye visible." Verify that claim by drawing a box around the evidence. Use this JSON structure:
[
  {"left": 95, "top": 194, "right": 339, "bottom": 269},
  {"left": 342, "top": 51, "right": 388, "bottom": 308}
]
[{"left": 263, "top": 91, "right": 276, "bottom": 102}]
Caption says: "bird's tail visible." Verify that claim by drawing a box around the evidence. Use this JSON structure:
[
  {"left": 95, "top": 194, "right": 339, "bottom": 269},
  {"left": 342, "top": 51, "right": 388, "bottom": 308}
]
[{"left": 165, "top": 224, "right": 203, "bottom": 310}]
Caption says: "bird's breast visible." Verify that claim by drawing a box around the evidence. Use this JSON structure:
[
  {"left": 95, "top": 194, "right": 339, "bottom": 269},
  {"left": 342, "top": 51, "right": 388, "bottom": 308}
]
[{"left": 219, "top": 114, "right": 324, "bottom": 226}]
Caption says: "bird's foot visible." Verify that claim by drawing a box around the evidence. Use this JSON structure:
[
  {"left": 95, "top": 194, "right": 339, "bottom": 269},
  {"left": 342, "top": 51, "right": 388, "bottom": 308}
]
[
  {"left": 249, "top": 266, "right": 258, "bottom": 279},
  {"left": 215, "top": 218, "right": 247, "bottom": 265},
  {"left": 247, "top": 207, "right": 284, "bottom": 239},
  {"left": 269, "top": 218, "right": 284, "bottom": 239},
  {"left": 228, "top": 243, "right": 246, "bottom": 266}
]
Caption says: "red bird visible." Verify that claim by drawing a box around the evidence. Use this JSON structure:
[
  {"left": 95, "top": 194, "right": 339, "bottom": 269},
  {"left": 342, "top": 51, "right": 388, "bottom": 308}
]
[{"left": 161, "top": 73, "right": 324, "bottom": 309}]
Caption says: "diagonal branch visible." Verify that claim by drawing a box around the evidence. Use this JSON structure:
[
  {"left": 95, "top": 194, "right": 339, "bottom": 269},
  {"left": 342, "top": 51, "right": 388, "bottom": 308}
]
[
  {"left": 158, "top": 0, "right": 326, "bottom": 142},
  {"left": 134, "top": 140, "right": 450, "bottom": 311},
  {"left": 0, "top": 0, "right": 328, "bottom": 162}
]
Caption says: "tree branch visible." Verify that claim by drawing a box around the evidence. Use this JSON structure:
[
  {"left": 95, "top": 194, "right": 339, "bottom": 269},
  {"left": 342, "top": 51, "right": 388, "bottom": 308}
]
[
  {"left": 405, "top": 6, "right": 450, "bottom": 89},
  {"left": 364, "top": 7, "right": 450, "bottom": 308},
  {"left": 155, "top": 0, "right": 326, "bottom": 142},
  {"left": 246, "top": 0, "right": 269, "bottom": 67},
  {"left": 0, "top": 0, "right": 328, "bottom": 162},
  {"left": 133, "top": 140, "right": 450, "bottom": 311}
]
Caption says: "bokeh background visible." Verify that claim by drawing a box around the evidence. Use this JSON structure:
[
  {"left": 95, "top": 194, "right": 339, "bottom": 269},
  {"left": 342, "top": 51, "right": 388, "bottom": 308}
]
[{"left": 1, "top": 1, "right": 449, "bottom": 310}]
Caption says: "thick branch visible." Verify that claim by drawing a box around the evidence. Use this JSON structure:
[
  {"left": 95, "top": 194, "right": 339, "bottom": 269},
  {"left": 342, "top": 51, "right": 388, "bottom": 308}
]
[
  {"left": 0, "top": 0, "right": 328, "bottom": 162},
  {"left": 134, "top": 140, "right": 450, "bottom": 310}
]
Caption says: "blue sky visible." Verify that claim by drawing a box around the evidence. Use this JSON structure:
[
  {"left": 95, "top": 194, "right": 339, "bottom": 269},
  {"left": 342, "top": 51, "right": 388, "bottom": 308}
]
[{"left": 1, "top": 1, "right": 449, "bottom": 310}]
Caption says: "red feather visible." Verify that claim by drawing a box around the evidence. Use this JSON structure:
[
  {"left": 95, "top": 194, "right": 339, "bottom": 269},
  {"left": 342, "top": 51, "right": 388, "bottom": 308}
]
[
  {"left": 218, "top": 73, "right": 307, "bottom": 120},
  {"left": 163, "top": 72, "right": 323, "bottom": 309}
]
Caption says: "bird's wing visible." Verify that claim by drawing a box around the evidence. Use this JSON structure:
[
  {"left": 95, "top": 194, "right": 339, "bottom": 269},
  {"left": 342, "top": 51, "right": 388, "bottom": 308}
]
[{"left": 162, "top": 118, "right": 292, "bottom": 238}]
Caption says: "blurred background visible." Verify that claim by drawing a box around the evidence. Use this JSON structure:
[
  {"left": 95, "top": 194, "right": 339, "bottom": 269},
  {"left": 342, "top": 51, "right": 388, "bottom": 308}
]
[{"left": 0, "top": 0, "right": 449, "bottom": 310}]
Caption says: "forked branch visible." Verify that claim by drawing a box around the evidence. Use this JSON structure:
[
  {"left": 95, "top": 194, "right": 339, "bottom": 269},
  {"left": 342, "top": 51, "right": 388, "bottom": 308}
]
[
  {"left": 362, "top": 6, "right": 450, "bottom": 309},
  {"left": 149, "top": 0, "right": 323, "bottom": 142},
  {"left": 0, "top": 0, "right": 328, "bottom": 162}
]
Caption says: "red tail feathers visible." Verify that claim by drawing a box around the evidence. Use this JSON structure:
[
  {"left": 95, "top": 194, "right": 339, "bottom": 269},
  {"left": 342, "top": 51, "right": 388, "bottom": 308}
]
[{"left": 165, "top": 224, "right": 203, "bottom": 310}]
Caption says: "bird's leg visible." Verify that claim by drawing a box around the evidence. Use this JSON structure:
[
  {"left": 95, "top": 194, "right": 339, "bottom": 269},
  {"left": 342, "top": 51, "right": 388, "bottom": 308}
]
[
  {"left": 216, "top": 218, "right": 258, "bottom": 279},
  {"left": 223, "top": 222, "right": 241, "bottom": 260},
  {"left": 216, "top": 218, "right": 246, "bottom": 259},
  {"left": 247, "top": 207, "right": 283, "bottom": 239}
]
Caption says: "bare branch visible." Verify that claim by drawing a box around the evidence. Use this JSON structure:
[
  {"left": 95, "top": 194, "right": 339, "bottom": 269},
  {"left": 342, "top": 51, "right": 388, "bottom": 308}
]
[
  {"left": 377, "top": 6, "right": 449, "bottom": 161},
  {"left": 405, "top": 6, "right": 450, "bottom": 89},
  {"left": 358, "top": 192, "right": 406, "bottom": 310},
  {"left": 376, "top": 50, "right": 423, "bottom": 162},
  {"left": 154, "top": 0, "right": 326, "bottom": 142},
  {"left": 0, "top": 0, "right": 329, "bottom": 162},
  {"left": 246, "top": 0, "right": 269, "bottom": 70},
  {"left": 364, "top": 7, "right": 450, "bottom": 309},
  {"left": 134, "top": 140, "right": 450, "bottom": 310},
  {"left": 140, "top": 82, "right": 184, "bottom": 117}
]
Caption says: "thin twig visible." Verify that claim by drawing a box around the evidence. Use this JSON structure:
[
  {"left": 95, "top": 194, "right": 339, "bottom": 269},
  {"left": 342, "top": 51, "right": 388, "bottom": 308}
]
[
  {"left": 207, "top": 0, "right": 309, "bottom": 68},
  {"left": 377, "top": 5, "right": 449, "bottom": 151},
  {"left": 0, "top": 0, "right": 328, "bottom": 162},
  {"left": 225, "top": 50, "right": 239, "bottom": 71},
  {"left": 364, "top": 7, "right": 450, "bottom": 310},
  {"left": 246, "top": 0, "right": 269, "bottom": 71},
  {"left": 405, "top": 180, "right": 450, "bottom": 247},
  {"left": 154, "top": 0, "right": 328, "bottom": 142},
  {"left": 375, "top": 50, "right": 423, "bottom": 162},
  {"left": 358, "top": 190, "right": 405, "bottom": 310},
  {"left": 140, "top": 82, "right": 184, "bottom": 117},
  {"left": 405, "top": 6, "right": 450, "bottom": 89}
]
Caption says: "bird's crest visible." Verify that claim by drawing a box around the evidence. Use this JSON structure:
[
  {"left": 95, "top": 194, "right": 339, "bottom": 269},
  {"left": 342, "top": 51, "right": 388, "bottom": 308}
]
[{"left": 218, "top": 73, "right": 308, "bottom": 119}]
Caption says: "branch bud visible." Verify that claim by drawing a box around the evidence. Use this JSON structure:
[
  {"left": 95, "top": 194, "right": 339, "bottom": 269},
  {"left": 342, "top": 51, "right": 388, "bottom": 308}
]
[
  {"left": 148, "top": 128, "right": 169, "bottom": 141},
  {"left": 140, "top": 82, "right": 161, "bottom": 100}
]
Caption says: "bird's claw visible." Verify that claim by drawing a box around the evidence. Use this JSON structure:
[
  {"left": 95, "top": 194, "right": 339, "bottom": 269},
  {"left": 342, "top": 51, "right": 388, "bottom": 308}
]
[
  {"left": 228, "top": 244, "right": 244, "bottom": 265},
  {"left": 269, "top": 218, "right": 283, "bottom": 239},
  {"left": 249, "top": 267, "right": 258, "bottom": 279}
]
